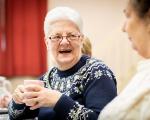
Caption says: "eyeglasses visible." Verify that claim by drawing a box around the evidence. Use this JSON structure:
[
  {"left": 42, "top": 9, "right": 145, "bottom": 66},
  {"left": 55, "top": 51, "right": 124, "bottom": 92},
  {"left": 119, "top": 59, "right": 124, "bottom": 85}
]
[{"left": 49, "top": 33, "right": 82, "bottom": 42}]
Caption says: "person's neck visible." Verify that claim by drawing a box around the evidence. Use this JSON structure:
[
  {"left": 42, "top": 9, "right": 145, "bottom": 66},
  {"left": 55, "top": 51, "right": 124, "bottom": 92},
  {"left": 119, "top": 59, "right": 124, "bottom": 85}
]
[{"left": 57, "top": 56, "right": 81, "bottom": 71}]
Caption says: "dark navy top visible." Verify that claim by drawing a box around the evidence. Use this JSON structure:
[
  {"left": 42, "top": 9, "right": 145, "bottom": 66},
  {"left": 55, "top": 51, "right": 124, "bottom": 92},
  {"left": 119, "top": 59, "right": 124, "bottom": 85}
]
[{"left": 8, "top": 55, "right": 117, "bottom": 120}]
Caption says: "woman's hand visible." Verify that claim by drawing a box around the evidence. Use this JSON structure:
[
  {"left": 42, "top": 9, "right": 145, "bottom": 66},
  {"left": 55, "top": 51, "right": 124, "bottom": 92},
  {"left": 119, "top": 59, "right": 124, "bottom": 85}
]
[
  {"left": 22, "top": 85, "right": 62, "bottom": 110},
  {"left": 12, "top": 85, "right": 25, "bottom": 104}
]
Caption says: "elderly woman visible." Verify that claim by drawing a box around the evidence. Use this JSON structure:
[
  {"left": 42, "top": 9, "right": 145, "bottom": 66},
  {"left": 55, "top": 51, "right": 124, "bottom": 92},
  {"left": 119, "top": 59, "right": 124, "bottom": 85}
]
[
  {"left": 8, "top": 7, "right": 117, "bottom": 120},
  {"left": 99, "top": 0, "right": 150, "bottom": 120}
]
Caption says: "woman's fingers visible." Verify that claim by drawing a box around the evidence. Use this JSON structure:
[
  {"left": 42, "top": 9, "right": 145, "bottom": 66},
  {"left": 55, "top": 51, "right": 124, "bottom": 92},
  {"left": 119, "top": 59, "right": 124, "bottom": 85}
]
[
  {"left": 23, "top": 91, "right": 38, "bottom": 99},
  {"left": 30, "top": 103, "right": 40, "bottom": 110},
  {"left": 12, "top": 85, "right": 25, "bottom": 104},
  {"left": 12, "top": 86, "right": 62, "bottom": 109},
  {"left": 12, "top": 84, "right": 42, "bottom": 105},
  {"left": 23, "top": 97, "right": 39, "bottom": 107},
  {"left": 24, "top": 84, "right": 42, "bottom": 92},
  {"left": 30, "top": 89, "right": 62, "bottom": 109},
  {"left": 18, "top": 85, "right": 26, "bottom": 93}
]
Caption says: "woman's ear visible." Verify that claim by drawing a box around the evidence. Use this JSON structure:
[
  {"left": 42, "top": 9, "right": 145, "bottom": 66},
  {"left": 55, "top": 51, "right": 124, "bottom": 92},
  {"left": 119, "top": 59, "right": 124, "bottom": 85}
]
[{"left": 44, "top": 37, "right": 50, "bottom": 50}]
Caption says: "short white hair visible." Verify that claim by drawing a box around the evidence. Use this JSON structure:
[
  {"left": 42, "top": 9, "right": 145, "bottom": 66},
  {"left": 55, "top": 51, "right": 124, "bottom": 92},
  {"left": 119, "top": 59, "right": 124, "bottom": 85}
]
[{"left": 44, "top": 6, "right": 83, "bottom": 37}]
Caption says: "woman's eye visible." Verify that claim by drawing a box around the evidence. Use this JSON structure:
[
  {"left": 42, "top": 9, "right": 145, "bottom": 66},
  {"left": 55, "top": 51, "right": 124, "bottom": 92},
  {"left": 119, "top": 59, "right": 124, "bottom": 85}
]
[{"left": 54, "top": 35, "right": 61, "bottom": 39}]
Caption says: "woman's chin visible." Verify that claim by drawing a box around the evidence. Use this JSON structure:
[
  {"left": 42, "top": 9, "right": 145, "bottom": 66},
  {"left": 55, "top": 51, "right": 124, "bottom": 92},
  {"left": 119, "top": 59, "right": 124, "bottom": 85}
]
[{"left": 57, "top": 57, "right": 74, "bottom": 65}]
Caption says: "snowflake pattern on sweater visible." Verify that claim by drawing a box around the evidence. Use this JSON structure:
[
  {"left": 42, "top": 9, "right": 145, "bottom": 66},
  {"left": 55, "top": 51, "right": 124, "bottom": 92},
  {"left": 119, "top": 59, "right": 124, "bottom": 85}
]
[{"left": 8, "top": 55, "right": 117, "bottom": 120}]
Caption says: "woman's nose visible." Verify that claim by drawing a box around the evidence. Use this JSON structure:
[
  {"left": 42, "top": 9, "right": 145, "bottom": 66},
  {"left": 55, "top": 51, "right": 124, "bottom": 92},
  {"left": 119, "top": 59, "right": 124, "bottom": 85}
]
[{"left": 60, "top": 36, "right": 69, "bottom": 45}]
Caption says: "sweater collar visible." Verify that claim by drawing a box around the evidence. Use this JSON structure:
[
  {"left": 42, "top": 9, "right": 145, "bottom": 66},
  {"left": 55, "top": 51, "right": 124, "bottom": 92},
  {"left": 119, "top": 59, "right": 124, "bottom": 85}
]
[{"left": 56, "top": 55, "right": 89, "bottom": 77}]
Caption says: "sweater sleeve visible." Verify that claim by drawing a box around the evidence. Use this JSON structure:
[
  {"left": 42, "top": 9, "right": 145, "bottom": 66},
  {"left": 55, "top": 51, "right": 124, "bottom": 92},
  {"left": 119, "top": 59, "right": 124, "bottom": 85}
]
[
  {"left": 53, "top": 66, "right": 117, "bottom": 120},
  {"left": 8, "top": 99, "right": 39, "bottom": 120}
]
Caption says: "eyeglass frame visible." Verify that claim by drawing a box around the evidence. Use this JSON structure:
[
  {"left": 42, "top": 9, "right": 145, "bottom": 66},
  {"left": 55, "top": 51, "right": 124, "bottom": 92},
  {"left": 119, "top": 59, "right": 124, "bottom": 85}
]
[{"left": 48, "top": 33, "right": 83, "bottom": 42}]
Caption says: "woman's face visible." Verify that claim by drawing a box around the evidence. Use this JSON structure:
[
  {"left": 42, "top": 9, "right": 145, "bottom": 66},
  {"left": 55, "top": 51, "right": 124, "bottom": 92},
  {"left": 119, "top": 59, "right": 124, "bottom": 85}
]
[
  {"left": 45, "top": 20, "right": 83, "bottom": 70},
  {"left": 122, "top": 3, "right": 150, "bottom": 58}
]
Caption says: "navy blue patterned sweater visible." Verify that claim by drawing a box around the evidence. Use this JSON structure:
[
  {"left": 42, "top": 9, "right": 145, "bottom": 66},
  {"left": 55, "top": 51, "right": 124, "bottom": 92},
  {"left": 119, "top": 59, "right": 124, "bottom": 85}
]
[{"left": 8, "top": 55, "right": 117, "bottom": 120}]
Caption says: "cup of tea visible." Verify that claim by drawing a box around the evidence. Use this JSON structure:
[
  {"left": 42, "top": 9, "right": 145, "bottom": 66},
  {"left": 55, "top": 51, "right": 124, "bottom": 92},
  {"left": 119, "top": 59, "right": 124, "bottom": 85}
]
[
  {"left": 24, "top": 80, "right": 44, "bottom": 92},
  {"left": 24, "top": 80, "right": 44, "bottom": 86}
]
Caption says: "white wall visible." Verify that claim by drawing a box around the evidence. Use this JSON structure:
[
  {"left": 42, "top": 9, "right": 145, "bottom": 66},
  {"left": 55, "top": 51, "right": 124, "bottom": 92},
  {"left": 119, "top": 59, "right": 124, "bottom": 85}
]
[{"left": 47, "top": 0, "right": 142, "bottom": 92}]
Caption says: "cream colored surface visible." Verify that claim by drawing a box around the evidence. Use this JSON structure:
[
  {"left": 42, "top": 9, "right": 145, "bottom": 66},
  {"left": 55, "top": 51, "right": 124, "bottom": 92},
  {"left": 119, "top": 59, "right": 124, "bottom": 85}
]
[{"left": 47, "top": 0, "right": 141, "bottom": 92}]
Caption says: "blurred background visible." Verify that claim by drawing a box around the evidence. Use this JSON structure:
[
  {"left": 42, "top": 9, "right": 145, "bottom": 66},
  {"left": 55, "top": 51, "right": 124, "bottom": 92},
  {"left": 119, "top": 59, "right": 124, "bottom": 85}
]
[{"left": 0, "top": 0, "right": 142, "bottom": 93}]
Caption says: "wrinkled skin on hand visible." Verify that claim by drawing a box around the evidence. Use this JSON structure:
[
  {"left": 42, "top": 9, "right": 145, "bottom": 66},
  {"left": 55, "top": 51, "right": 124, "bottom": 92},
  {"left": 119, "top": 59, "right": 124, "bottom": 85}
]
[
  {"left": 23, "top": 84, "right": 62, "bottom": 110},
  {"left": 12, "top": 84, "right": 62, "bottom": 110},
  {"left": 12, "top": 85, "right": 25, "bottom": 104}
]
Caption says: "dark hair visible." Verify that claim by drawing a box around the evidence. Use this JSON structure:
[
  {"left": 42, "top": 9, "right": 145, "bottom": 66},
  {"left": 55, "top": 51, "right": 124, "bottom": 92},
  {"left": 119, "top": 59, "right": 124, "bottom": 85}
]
[{"left": 130, "top": 0, "right": 150, "bottom": 18}]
